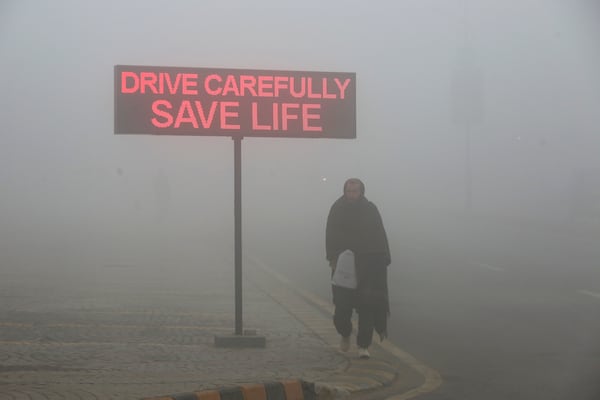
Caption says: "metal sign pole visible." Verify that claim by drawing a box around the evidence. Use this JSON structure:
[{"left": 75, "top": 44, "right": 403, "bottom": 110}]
[
  {"left": 233, "top": 135, "right": 243, "bottom": 336},
  {"left": 214, "top": 135, "right": 264, "bottom": 347}
]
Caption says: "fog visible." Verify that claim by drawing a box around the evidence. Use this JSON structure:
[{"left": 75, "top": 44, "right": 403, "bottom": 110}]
[{"left": 1, "top": 0, "right": 600, "bottom": 284}]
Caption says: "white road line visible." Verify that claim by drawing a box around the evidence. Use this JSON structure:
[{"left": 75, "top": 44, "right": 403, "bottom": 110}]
[
  {"left": 478, "top": 263, "right": 505, "bottom": 272},
  {"left": 578, "top": 289, "right": 600, "bottom": 299}
]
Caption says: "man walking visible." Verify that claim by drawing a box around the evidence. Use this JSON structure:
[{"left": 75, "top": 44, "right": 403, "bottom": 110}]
[{"left": 326, "top": 178, "right": 391, "bottom": 359}]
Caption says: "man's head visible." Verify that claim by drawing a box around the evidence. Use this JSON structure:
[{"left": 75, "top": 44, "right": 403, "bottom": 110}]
[{"left": 343, "top": 178, "right": 365, "bottom": 202}]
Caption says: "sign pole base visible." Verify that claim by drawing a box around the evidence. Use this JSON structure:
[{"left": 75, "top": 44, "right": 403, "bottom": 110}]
[{"left": 214, "top": 331, "right": 266, "bottom": 348}]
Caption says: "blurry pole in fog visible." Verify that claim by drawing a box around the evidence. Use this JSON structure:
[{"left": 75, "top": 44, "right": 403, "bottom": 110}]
[{"left": 452, "top": 0, "right": 484, "bottom": 212}]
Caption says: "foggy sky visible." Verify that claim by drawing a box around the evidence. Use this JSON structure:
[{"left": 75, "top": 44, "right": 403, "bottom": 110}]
[{"left": 1, "top": 0, "right": 599, "bottom": 272}]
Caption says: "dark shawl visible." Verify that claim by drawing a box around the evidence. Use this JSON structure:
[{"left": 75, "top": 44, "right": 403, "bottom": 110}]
[
  {"left": 326, "top": 196, "right": 391, "bottom": 328},
  {"left": 326, "top": 196, "right": 391, "bottom": 265}
]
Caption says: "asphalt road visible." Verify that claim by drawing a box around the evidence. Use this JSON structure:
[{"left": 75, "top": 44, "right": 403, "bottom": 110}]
[{"left": 282, "top": 216, "right": 600, "bottom": 400}]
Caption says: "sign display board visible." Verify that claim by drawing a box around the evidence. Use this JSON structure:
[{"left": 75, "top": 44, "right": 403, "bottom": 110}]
[{"left": 114, "top": 65, "right": 356, "bottom": 138}]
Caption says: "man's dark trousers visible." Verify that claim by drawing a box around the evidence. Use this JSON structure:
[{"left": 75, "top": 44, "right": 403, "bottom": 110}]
[{"left": 333, "top": 285, "right": 375, "bottom": 348}]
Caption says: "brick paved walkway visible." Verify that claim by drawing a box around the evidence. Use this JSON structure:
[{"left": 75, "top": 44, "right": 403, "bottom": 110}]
[
  {"left": 0, "top": 262, "right": 347, "bottom": 399},
  {"left": 0, "top": 257, "right": 428, "bottom": 400}
]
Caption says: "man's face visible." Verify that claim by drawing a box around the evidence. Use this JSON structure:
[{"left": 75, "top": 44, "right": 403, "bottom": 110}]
[{"left": 344, "top": 182, "right": 362, "bottom": 202}]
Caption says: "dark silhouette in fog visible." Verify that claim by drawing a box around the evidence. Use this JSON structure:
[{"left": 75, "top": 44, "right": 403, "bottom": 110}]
[{"left": 326, "top": 178, "right": 391, "bottom": 358}]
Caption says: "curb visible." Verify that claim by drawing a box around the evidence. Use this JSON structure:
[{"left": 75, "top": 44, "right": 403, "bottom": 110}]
[
  {"left": 248, "top": 259, "right": 439, "bottom": 399},
  {"left": 141, "top": 380, "right": 316, "bottom": 400}
]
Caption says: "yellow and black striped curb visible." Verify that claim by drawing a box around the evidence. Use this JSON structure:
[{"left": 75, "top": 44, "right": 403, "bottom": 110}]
[{"left": 142, "top": 380, "right": 315, "bottom": 400}]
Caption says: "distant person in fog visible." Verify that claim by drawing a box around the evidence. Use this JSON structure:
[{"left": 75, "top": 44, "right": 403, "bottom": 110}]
[{"left": 326, "top": 178, "right": 391, "bottom": 359}]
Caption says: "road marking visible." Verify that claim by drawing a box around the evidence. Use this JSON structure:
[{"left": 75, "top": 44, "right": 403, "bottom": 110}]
[
  {"left": 249, "top": 256, "right": 443, "bottom": 400},
  {"left": 578, "top": 289, "right": 600, "bottom": 299},
  {"left": 478, "top": 263, "right": 505, "bottom": 272}
]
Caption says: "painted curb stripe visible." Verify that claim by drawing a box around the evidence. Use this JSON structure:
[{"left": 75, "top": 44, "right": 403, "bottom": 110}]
[
  {"left": 141, "top": 380, "right": 314, "bottom": 400},
  {"left": 196, "top": 391, "right": 221, "bottom": 400},
  {"left": 172, "top": 393, "right": 200, "bottom": 400},
  {"left": 283, "top": 380, "right": 304, "bottom": 400},
  {"left": 265, "top": 382, "right": 286, "bottom": 400},
  {"left": 240, "top": 383, "right": 267, "bottom": 399},
  {"left": 218, "top": 387, "right": 244, "bottom": 400}
]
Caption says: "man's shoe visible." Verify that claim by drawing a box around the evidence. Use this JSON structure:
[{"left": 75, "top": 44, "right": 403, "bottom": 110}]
[
  {"left": 339, "top": 336, "right": 350, "bottom": 352},
  {"left": 358, "top": 347, "right": 370, "bottom": 359}
]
